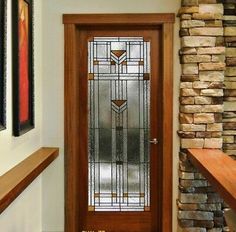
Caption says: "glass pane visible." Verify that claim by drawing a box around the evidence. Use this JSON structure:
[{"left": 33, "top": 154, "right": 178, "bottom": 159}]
[{"left": 88, "top": 37, "right": 150, "bottom": 212}]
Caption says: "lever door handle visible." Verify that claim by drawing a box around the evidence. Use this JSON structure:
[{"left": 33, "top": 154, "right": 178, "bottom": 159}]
[{"left": 149, "top": 138, "right": 158, "bottom": 144}]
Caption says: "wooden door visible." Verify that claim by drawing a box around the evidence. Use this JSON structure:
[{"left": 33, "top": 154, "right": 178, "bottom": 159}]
[{"left": 64, "top": 14, "right": 174, "bottom": 232}]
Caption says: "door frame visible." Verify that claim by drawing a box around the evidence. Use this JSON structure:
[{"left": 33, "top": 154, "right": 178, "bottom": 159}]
[{"left": 63, "top": 14, "right": 175, "bottom": 232}]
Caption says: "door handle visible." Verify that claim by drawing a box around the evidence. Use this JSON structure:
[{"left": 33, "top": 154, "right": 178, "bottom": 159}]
[{"left": 149, "top": 138, "right": 158, "bottom": 144}]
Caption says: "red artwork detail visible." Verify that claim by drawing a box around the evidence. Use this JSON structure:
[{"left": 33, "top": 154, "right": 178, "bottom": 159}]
[{"left": 19, "top": 0, "right": 29, "bottom": 123}]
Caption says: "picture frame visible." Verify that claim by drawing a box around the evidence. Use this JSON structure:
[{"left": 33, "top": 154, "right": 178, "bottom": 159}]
[
  {"left": 12, "top": 0, "right": 34, "bottom": 136},
  {"left": 0, "top": 0, "right": 6, "bottom": 131}
]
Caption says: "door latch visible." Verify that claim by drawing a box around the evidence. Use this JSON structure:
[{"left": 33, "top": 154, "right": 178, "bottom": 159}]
[{"left": 149, "top": 138, "right": 158, "bottom": 145}]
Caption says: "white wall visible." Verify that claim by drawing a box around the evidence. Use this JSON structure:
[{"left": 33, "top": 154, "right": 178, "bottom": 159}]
[
  {"left": 41, "top": 0, "right": 181, "bottom": 231},
  {"left": 0, "top": 0, "right": 43, "bottom": 231},
  {"left": 0, "top": 178, "right": 42, "bottom": 232}
]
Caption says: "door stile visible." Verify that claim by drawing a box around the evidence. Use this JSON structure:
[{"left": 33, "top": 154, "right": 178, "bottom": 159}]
[
  {"left": 162, "top": 23, "right": 174, "bottom": 232},
  {"left": 64, "top": 24, "right": 79, "bottom": 232},
  {"left": 149, "top": 29, "right": 162, "bottom": 232},
  {"left": 77, "top": 29, "right": 90, "bottom": 231}
]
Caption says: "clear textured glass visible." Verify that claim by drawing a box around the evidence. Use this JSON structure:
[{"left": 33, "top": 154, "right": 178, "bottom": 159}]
[
  {"left": 99, "top": 129, "right": 112, "bottom": 162},
  {"left": 127, "top": 129, "right": 140, "bottom": 162},
  {"left": 88, "top": 37, "right": 150, "bottom": 212},
  {"left": 98, "top": 81, "right": 111, "bottom": 128}
]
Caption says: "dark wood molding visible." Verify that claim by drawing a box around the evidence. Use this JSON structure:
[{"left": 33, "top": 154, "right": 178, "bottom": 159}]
[
  {"left": 63, "top": 13, "right": 175, "bottom": 25},
  {"left": 0, "top": 147, "right": 59, "bottom": 214},
  {"left": 188, "top": 149, "right": 236, "bottom": 213}
]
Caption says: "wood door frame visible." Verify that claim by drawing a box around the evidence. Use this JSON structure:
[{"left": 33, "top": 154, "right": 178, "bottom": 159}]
[{"left": 63, "top": 14, "right": 175, "bottom": 232}]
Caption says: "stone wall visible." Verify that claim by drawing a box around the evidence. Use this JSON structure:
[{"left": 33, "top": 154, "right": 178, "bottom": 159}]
[
  {"left": 178, "top": 1, "right": 227, "bottom": 231},
  {"left": 222, "top": 1, "right": 236, "bottom": 159}
]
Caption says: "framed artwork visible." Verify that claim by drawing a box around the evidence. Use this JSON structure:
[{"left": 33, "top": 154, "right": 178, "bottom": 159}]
[
  {"left": 12, "top": 0, "right": 34, "bottom": 136},
  {"left": 0, "top": 0, "right": 6, "bottom": 131}
]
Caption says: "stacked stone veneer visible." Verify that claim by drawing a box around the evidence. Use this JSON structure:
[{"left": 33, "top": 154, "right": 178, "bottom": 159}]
[
  {"left": 223, "top": 1, "right": 236, "bottom": 159},
  {"left": 178, "top": 1, "right": 227, "bottom": 231}
]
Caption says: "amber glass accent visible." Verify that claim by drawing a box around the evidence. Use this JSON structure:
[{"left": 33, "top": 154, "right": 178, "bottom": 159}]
[
  {"left": 88, "top": 206, "right": 95, "bottom": 211},
  {"left": 111, "top": 50, "right": 126, "bottom": 58},
  {"left": 143, "top": 73, "right": 150, "bottom": 80},
  {"left": 111, "top": 100, "right": 127, "bottom": 107},
  {"left": 94, "top": 193, "right": 100, "bottom": 198},
  {"left": 88, "top": 74, "right": 94, "bottom": 80}
]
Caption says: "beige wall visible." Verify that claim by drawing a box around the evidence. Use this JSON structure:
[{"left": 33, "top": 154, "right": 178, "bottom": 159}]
[
  {"left": 0, "top": 0, "right": 43, "bottom": 230},
  {"left": 0, "top": 179, "right": 42, "bottom": 231},
  {"left": 41, "top": 0, "right": 181, "bottom": 231}
]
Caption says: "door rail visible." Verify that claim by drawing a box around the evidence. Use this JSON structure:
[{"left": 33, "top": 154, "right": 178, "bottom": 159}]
[
  {"left": 187, "top": 148, "right": 236, "bottom": 213},
  {"left": 0, "top": 147, "right": 59, "bottom": 214}
]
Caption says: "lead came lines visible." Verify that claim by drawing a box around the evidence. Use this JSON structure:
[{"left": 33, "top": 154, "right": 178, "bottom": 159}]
[{"left": 88, "top": 37, "right": 150, "bottom": 211}]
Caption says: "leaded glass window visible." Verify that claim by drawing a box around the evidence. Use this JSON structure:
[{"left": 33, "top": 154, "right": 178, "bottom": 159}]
[{"left": 88, "top": 37, "right": 150, "bottom": 212}]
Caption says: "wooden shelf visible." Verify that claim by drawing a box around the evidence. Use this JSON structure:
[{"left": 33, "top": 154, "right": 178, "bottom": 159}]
[
  {"left": 188, "top": 149, "right": 236, "bottom": 213},
  {"left": 0, "top": 147, "right": 59, "bottom": 214}
]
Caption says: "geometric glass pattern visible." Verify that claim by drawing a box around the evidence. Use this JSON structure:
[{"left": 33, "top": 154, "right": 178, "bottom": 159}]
[{"left": 88, "top": 37, "right": 150, "bottom": 211}]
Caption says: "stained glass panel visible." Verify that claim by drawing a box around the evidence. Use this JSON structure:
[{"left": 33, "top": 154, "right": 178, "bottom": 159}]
[{"left": 88, "top": 37, "right": 150, "bottom": 212}]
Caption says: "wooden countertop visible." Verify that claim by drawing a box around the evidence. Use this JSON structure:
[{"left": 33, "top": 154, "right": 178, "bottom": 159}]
[{"left": 188, "top": 149, "right": 236, "bottom": 213}]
